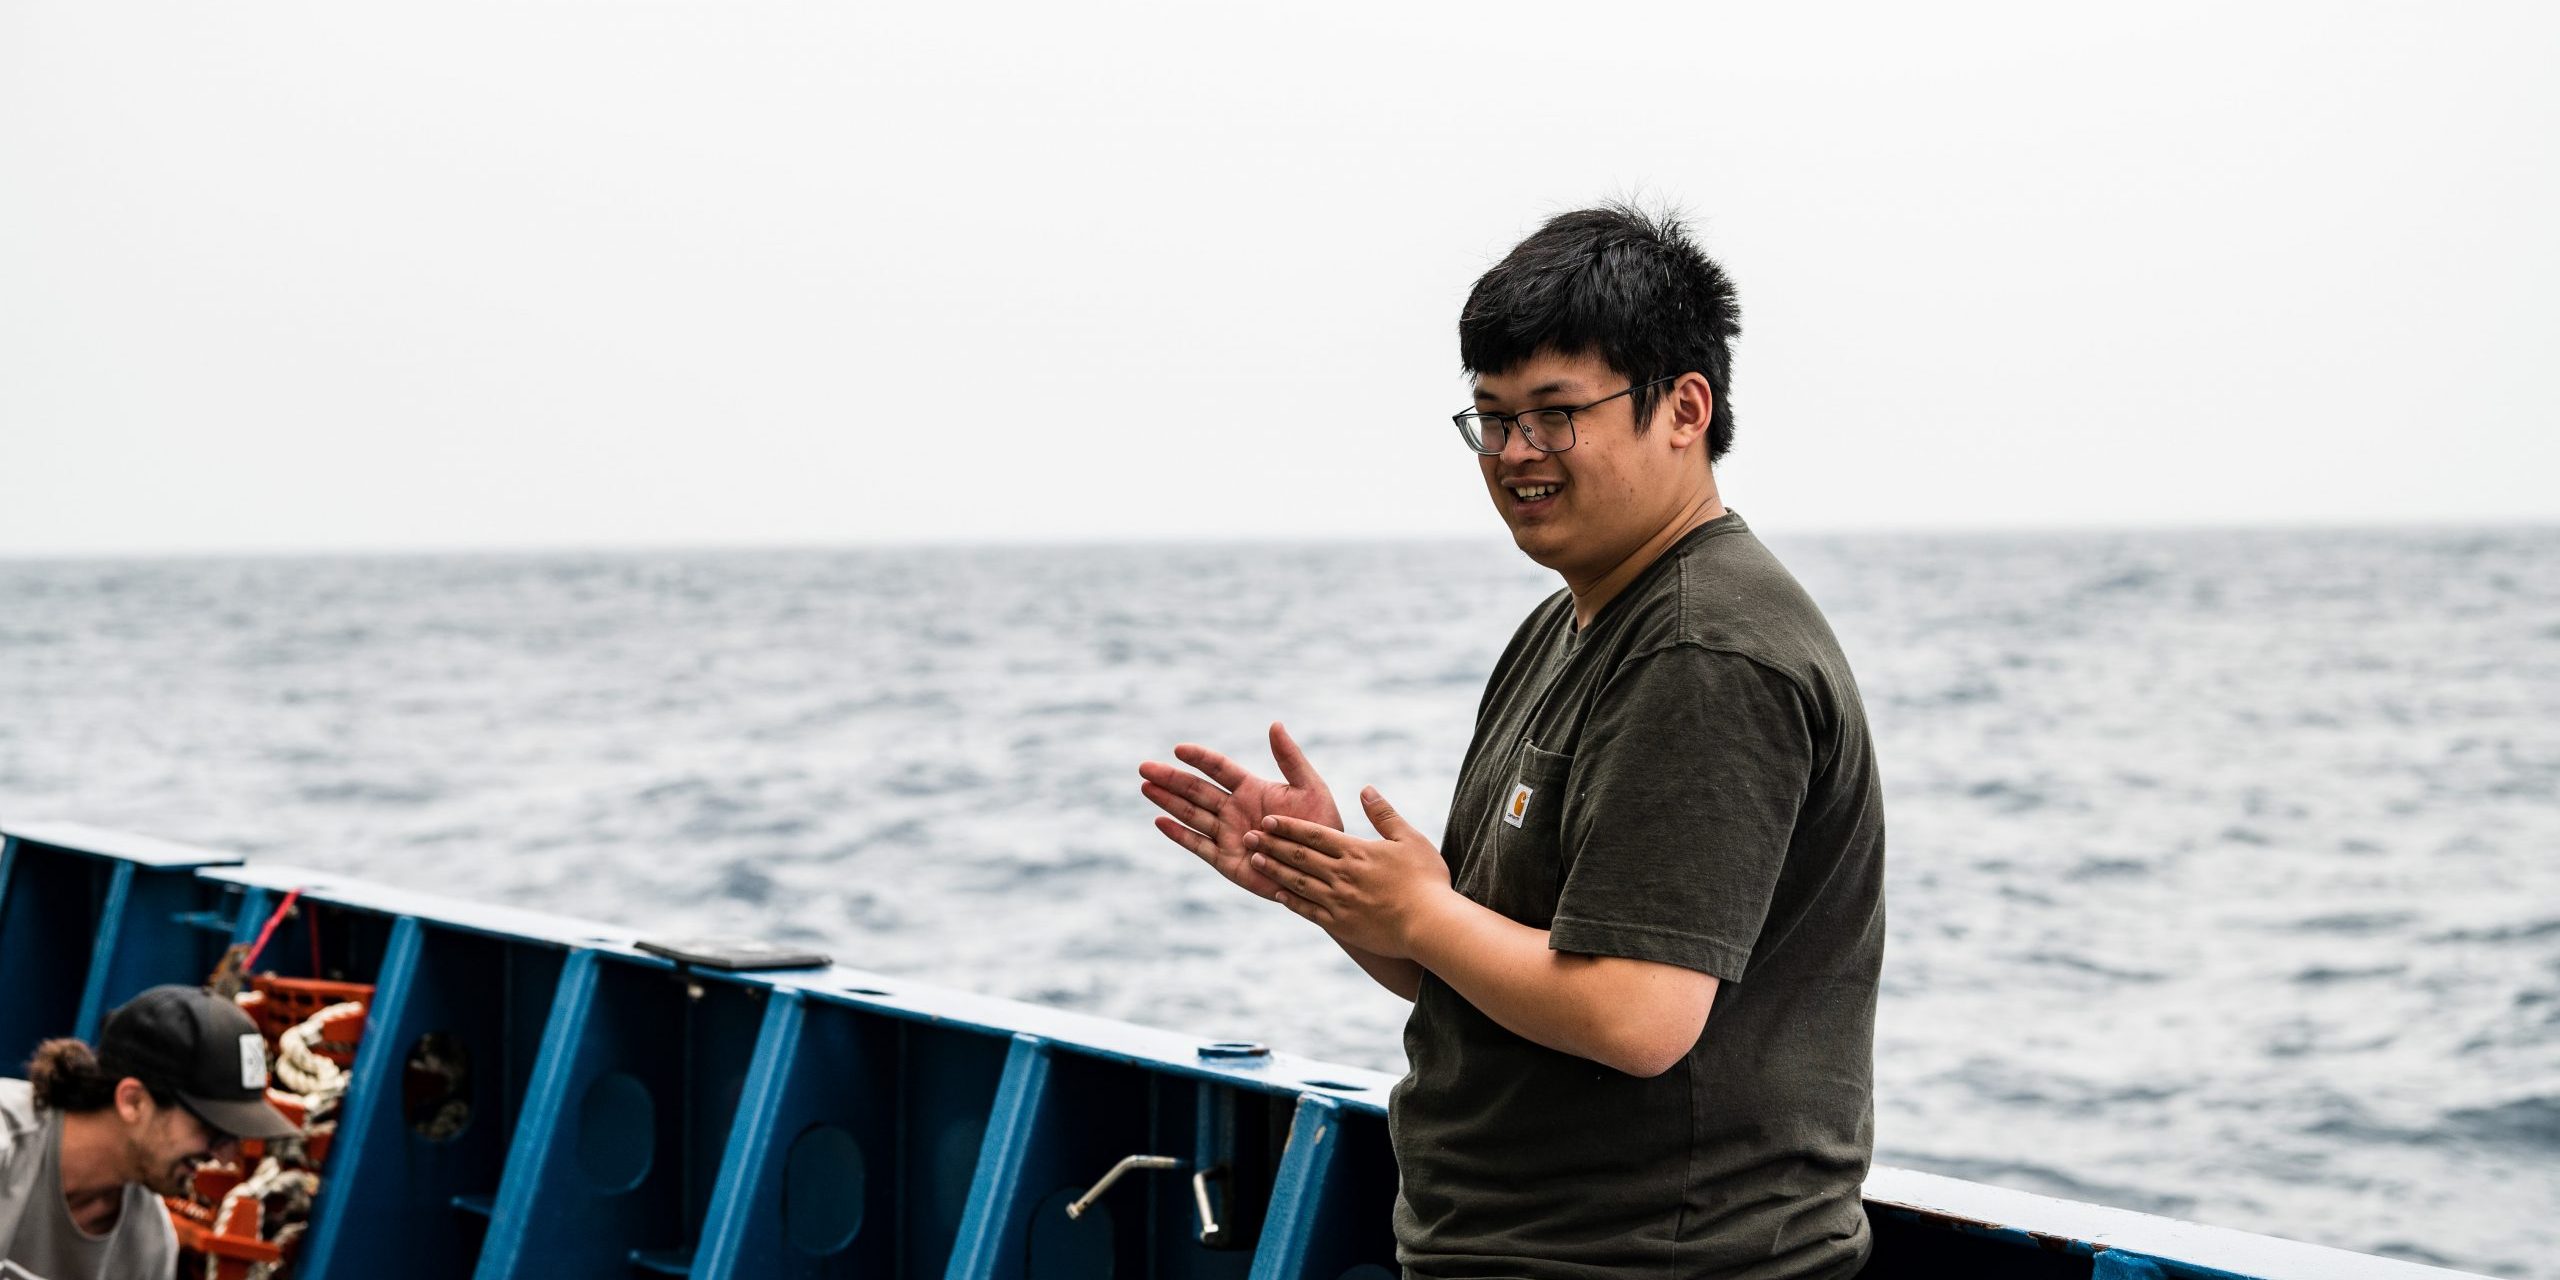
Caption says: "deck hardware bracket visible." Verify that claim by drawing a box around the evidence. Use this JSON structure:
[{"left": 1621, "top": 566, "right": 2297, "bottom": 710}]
[
  {"left": 1064, "top": 1155, "right": 1181, "bottom": 1219},
  {"left": 1191, "top": 1165, "right": 1227, "bottom": 1245}
]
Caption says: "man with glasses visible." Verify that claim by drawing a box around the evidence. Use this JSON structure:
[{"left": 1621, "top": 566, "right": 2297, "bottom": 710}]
[
  {"left": 2, "top": 986, "right": 299, "bottom": 1278},
  {"left": 1143, "top": 204, "right": 1882, "bottom": 1277}
]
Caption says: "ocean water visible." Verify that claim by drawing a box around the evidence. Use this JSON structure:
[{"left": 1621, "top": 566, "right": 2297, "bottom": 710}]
[{"left": 2, "top": 526, "right": 2555, "bottom": 1277}]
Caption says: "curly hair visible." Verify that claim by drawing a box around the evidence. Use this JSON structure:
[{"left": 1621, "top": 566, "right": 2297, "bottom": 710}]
[{"left": 26, "top": 1038, "right": 141, "bottom": 1113}]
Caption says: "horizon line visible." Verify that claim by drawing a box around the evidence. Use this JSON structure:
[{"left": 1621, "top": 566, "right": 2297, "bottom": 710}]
[{"left": 2, "top": 516, "right": 2556, "bottom": 564}]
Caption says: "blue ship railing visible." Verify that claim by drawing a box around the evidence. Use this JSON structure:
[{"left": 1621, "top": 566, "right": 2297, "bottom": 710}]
[{"left": 0, "top": 822, "right": 2489, "bottom": 1279}]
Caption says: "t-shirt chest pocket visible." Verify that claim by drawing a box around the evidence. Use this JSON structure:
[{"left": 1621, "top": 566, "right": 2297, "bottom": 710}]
[{"left": 1462, "top": 741, "right": 1574, "bottom": 927}]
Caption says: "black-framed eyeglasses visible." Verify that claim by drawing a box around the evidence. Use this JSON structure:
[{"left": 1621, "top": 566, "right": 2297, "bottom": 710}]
[{"left": 1451, "top": 375, "right": 1681, "bottom": 455}]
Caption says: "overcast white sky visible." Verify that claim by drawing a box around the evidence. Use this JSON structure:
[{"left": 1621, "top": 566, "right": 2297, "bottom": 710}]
[{"left": 3, "top": 2, "right": 2554, "bottom": 555}]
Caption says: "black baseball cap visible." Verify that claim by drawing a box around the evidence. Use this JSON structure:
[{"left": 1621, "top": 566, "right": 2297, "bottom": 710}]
[{"left": 97, "top": 985, "right": 301, "bottom": 1142}]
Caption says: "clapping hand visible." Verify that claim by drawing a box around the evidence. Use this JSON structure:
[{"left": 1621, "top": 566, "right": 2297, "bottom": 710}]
[
  {"left": 1246, "top": 788, "right": 1453, "bottom": 960},
  {"left": 1140, "top": 722, "right": 1342, "bottom": 901}
]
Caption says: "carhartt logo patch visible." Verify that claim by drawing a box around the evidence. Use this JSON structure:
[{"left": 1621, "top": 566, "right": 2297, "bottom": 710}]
[
  {"left": 240, "top": 1033, "right": 267, "bottom": 1090},
  {"left": 1503, "top": 783, "right": 1533, "bottom": 828}
]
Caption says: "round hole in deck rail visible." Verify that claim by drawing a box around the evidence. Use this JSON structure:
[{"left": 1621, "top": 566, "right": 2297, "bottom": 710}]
[
  {"left": 782, "top": 1123, "right": 866, "bottom": 1254},
  {"left": 575, "top": 1071, "right": 654, "bottom": 1191},
  {"left": 403, "top": 1031, "right": 472, "bottom": 1142}
]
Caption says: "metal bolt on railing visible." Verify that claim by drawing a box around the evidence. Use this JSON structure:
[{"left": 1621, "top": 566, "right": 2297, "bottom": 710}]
[{"left": 1064, "top": 1155, "right": 1181, "bottom": 1220}]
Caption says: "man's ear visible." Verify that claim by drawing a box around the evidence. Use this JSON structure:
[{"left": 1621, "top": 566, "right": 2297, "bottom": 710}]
[
  {"left": 113, "top": 1077, "right": 152, "bottom": 1123},
  {"left": 1665, "top": 373, "right": 1714, "bottom": 451}
]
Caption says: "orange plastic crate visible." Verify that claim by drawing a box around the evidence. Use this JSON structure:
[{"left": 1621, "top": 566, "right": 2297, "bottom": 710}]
[{"left": 242, "top": 974, "right": 375, "bottom": 1048}]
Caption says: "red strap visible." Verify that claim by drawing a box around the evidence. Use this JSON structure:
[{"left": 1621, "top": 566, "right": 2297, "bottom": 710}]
[{"left": 241, "top": 887, "right": 304, "bottom": 971}]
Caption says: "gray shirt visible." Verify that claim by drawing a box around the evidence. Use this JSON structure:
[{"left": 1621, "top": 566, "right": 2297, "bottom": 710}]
[{"left": 0, "top": 1080, "right": 179, "bottom": 1280}]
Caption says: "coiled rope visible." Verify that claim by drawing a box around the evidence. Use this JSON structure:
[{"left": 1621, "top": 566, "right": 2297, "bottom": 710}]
[{"left": 269, "top": 1001, "right": 363, "bottom": 1104}]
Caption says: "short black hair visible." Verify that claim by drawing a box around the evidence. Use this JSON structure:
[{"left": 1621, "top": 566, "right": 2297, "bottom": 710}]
[{"left": 1459, "top": 203, "right": 1741, "bottom": 460}]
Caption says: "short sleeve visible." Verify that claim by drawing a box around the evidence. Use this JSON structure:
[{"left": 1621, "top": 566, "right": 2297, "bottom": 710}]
[{"left": 1549, "top": 645, "right": 1812, "bottom": 982}]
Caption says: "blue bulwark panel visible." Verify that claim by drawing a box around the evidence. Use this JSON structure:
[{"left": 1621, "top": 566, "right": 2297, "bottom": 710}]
[
  {"left": 2, "top": 828, "right": 2501, "bottom": 1280},
  {"left": 76, "top": 861, "right": 196, "bottom": 1036},
  {"left": 900, "top": 1012, "right": 1014, "bottom": 1272},
  {"left": 691, "top": 990, "right": 1014, "bottom": 1278},
  {"left": 946, "top": 1037, "right": 1318, "bottom": 1280},
  {"left": 472, "top": 949, "right": 768, "bottom": 1278},
  {"left": 0, "top": 836, "right": 116, "bottom": 1069},
  {"left": 222, "top": 883, "right": 399, "bottom": 986},
  {"left": 0, "top": 824, "right": 241, "bottom": 1065},
  {"left": 297, "top": 917, "right": 569, "bottom": 1280},
  {"left": 944, "top": 1035, "right": 1062, "bottom": 1279},
  {"left": 1250, "top": 1097, "right": 1397, "bottom": 1280},
  {"left": 693, "top": 991, "right": 879, "bottom": 1278}
]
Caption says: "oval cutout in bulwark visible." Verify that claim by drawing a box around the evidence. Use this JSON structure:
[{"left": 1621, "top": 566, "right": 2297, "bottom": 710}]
[
  {"left": 782, "top": 1124, "right": 866, "bottom": 1255},
  {"left": 577, "top": 1071, "right": 654, "bottom": 1191},
  {"left": 1026, "top": 1188, "right": 1113, "bottom": 1279}
]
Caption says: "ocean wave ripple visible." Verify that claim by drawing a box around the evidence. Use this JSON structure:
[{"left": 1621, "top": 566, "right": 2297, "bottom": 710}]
[{"left": 2, "top": 527, "right": 2556, "bottom": 1277}]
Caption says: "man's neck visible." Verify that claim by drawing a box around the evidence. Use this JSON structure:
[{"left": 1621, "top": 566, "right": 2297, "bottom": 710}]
[
  {"left": 56, "top": 1111, "right": 129, "bottom": 1236},
  {"left": 1568, "top": 492, "right": 1728, "bottom": 629}
]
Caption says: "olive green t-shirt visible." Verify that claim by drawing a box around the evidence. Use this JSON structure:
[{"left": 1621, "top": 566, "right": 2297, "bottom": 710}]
[{"left": 1391, "top": 513, "right": 1885, "bottom": 1280}]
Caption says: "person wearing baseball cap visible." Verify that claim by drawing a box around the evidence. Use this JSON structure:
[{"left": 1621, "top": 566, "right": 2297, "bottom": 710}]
[{"left": 1, "top": 985, "right": 298, "bottom": 1278}]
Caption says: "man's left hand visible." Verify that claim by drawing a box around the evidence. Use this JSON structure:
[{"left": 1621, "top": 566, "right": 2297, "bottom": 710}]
[{"left": 1247, "top": 787, "right": 1454, "bottom": 960}]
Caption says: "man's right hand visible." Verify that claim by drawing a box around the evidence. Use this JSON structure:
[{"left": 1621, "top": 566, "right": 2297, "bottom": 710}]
[{"left": 1140, "top": 722, "right": 1343, "bottom": 901}]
